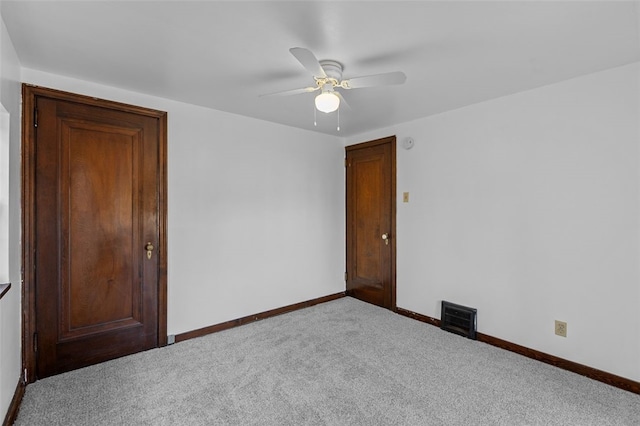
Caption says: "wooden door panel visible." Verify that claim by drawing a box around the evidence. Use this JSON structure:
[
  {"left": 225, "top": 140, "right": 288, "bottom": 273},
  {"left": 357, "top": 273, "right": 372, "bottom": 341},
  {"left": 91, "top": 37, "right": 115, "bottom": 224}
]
[
  {"left": 55, "top": 326, "right": 147, "bottom": 372},
  {"left": 32, "top": 94, "right": 162, "bottom": 378},
  {"left": 61, "top": 121, "right": 140, "bottom": 338},
  {"left": 353, "top": 157, "right": 384, "bottom": 284},
  {"left": 346, "top": 137, "right": 396, "bottom": 309}
]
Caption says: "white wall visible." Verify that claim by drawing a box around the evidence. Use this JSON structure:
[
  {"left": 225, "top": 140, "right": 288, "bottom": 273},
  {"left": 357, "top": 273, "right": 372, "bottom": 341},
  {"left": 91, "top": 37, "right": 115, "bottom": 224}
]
[
  {"left": 0, "top": 105, "right": 8, "bottom": 283},
  {"left": 20, "top": 69, "right": 346, "bottom": 336},
  {"left": 0, "top": 14, "right": 22, "bottom": 419},
  {"left": 346, "top": 62, "right": 640, "bottom": 382}
]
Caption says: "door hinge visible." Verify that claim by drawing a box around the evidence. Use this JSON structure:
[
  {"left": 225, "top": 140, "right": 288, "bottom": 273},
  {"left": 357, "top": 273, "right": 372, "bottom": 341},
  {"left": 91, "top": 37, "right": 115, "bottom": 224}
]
[
  {"left": 33, "top": 332, "right": 38, "bottom": 353},
  {"left": 34, "top": 107, "right": 38, "bottom": 128},
  {"left": 344, "top": 271, "right": 348, "bottom": 281},
  {"left": 344, "top": 158, "right": 349, "bottom": 167}
]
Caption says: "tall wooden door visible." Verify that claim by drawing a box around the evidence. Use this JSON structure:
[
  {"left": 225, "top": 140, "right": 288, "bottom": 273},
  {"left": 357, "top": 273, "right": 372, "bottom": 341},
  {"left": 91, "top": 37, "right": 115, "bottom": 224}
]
[
  {"left": 23, "top": 86, "right": 167, "bottom": 379},
  {"left": 346, "top": 136, "right": 396, "bottom": 309}
]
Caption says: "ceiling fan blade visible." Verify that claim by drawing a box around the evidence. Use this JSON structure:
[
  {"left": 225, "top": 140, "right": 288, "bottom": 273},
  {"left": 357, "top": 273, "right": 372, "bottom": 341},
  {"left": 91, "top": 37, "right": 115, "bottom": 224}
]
[
  {"left": 335, "top": 92, "right": 351, "bottom": 111},
  {"left": 290, "top": 47, "right": 327, "bottom": 78},
  {"left": 342, "top": 71, "right": 406, "bottom": 89},
  {"left": 259, "top": 86, "right": 319, "bottom": 97}
]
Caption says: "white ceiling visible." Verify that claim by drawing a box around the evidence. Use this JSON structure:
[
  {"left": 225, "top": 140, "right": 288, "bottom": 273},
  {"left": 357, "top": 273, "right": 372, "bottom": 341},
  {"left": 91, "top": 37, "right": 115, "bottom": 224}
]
[{"left": 2, "top": 1, "right": 639, "bottom": 137}]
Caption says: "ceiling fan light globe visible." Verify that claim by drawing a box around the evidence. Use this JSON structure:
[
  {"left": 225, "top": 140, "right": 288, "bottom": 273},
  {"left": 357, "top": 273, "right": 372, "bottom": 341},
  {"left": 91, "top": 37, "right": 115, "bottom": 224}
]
[{"left": 315, "top": 92, "right": 340, "bottom": 113}]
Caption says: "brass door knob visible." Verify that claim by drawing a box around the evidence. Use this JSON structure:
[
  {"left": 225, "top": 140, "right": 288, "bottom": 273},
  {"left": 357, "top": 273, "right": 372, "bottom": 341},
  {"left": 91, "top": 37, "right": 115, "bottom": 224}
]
[{"left": 145, "top": 242, "right": 154, "bottom": 259}]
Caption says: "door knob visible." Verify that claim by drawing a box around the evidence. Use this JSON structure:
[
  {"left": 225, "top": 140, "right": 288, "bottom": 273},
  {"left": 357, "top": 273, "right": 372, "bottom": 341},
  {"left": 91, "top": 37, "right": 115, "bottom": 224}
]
[
  {"left": 381, "top": 233, "right": 389, "bottom": 245},
  {"left": 145, "top": 242, "right": 154, "bottom": 260}
]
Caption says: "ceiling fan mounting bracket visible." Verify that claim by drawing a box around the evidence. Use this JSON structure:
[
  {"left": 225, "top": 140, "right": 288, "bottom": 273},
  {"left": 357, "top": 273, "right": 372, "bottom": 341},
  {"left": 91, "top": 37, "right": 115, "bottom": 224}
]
[{"left": 319, "top": 60, "right": 343, "bottom": 80}]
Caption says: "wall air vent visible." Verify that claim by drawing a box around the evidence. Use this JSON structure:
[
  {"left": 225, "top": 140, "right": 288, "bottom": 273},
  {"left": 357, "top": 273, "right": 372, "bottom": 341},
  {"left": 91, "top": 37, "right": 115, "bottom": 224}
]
[{"left": 441, "top": 301, "right": 477, "bottom": 340}]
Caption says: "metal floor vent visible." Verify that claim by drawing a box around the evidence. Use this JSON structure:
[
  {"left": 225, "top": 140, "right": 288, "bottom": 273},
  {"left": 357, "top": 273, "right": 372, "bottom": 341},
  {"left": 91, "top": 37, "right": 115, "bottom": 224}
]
[{"left": 441, "top": 301, "right": 477, "bottom": 340}]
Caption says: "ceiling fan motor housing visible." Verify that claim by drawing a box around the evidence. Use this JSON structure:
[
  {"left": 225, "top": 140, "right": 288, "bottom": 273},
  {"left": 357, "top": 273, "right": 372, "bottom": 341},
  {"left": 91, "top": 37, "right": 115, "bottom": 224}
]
[{"left": 319, "top": 60, "right": 343, "bottom": 84}]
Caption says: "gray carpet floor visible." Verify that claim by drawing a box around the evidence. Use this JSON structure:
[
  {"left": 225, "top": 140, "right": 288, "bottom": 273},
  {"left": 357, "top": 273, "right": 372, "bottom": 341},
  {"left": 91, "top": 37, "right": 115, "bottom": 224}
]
[{"left": 14, "top": 297, "right": 640, "bottom": 425}]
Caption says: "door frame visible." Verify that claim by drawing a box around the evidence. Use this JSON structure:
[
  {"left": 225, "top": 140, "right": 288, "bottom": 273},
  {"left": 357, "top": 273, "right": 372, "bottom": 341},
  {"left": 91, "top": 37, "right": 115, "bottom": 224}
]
[
  {"left": 345, "top": 135, "right": 397, "bottom": 310},
  {"left": 21, "top": 84, "right": 168, "bottom": 383}
]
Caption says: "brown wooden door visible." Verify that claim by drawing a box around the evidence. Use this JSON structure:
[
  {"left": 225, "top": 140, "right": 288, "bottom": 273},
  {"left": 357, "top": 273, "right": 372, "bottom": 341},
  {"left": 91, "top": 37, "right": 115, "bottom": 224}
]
[
  {"left": 26, "top": 87, "right": 167, "bottom": 379},
  {"left": 346, "top": 136, "right": 396, "bottom": 309}
]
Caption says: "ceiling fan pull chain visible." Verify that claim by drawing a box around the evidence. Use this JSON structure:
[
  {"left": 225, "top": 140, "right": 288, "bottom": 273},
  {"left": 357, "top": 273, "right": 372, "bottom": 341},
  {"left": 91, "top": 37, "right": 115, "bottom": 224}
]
[
  {"left": 314, "top": 104, "right": 317, "bottom": 126},
  {"left": 337, "top": 107, "right": 340, "bottom": 132}
]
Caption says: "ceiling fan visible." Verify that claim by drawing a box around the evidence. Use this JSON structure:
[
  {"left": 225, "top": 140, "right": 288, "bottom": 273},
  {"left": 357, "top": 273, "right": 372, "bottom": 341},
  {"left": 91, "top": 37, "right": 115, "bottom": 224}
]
[{"left": 261, "top": 47, "right": 407, "bottom": 114}]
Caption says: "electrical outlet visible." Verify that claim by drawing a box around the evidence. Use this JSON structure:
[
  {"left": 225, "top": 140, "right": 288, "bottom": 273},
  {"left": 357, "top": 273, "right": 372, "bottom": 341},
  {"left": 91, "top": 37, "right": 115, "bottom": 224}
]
[
  {"left": 403, "top": 192, "right": 409, "bottom": 203},
  {"left": 555, "top": 320, "right": 567, "bottom": 337}
]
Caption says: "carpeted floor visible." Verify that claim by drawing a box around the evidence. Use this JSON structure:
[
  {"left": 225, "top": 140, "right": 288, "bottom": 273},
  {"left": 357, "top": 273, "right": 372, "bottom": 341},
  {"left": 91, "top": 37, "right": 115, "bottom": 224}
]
[{"left": 14, "top": 297, "right": 640, "bottom": 425}]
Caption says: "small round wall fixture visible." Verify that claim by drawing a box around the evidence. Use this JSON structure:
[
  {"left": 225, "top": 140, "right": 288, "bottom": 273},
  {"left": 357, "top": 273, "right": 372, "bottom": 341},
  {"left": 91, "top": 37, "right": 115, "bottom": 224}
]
[{"left": 402, "top": 137, "right": 414, "bottom": 150}]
